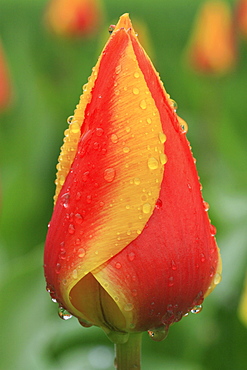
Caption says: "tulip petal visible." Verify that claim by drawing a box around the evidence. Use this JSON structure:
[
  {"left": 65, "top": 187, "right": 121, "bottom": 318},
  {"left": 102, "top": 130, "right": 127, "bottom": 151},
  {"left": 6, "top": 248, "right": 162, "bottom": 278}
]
[{"left": 44, "top": 15, "right": 167, "bottom": 317}]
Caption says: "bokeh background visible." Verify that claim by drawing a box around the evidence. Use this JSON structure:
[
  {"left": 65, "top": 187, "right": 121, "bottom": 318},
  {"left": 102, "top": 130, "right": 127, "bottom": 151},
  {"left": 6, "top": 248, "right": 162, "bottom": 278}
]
[{"left": 0, "top": 0, "right": 247, "bottom": 369}]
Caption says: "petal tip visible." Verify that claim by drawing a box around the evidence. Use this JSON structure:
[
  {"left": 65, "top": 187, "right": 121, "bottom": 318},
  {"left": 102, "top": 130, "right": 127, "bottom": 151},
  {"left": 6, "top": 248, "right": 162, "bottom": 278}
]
[{"left": 114, "top": 13, "right": 132, "bottom": 32}]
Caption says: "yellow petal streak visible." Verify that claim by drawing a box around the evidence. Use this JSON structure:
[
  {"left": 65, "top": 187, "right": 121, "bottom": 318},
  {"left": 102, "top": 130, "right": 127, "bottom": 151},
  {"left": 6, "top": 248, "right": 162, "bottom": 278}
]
[{"left": 65, "top": 36, "right": 166, "bottom": 323}]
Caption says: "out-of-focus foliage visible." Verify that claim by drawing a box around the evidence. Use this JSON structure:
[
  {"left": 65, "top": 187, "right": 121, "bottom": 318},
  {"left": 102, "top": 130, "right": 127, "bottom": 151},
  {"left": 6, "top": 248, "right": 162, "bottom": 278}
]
[{"left": 0, "top": 0, "right": 246, "bottom": 369}]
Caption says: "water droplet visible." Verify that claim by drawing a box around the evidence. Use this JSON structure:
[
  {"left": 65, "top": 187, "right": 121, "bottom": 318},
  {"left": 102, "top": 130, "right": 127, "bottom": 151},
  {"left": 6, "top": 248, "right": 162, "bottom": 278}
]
[
  {"left": 133, "top": 177, "right": 141, "bottom": 185},
  {"left": 128, "top": 252, "right": 135, "bottom": 262},
  {"left": 124, "top": 303, "right": 133, "bottom": 311},
  {"left": 148, "top": 326, "right": 169, "bottom": 342},
  {"left": 159, "top": 153, "right": 167, "bottom": 165},
  {"left": 125, "top": 126, "right": 131, "bottom": 133},
  {"left": 60, "top": 248, "right": 66, "bottom": 260},
  {"left": 170, "top": 99, "right": 178, "bottom": 111},
  {"left": 70, "top": 122, "right": 80, "bottom": 134},
  {"left": 111, "top": 133, "right": 118, "bottom": 143},
  {"left": 201, "top": 253, "right": 206, "bottom": 263},
  {"left": 82, "top": 83, "right": 88, "bottom": 92},
  {"left": 86, "top": 195, "right": 92, "bottom": 203},
  {"left": 75, "top": 238, "right": 81, "bottom": 245},
  {"left": 132, "top": 289, "right": 137, "bottom": 297},
  {"left": 168, "top": 276, "right": 174, "bottom": 287},
  {"left": 79, "top": 318, "right": 93, "bottom": 328},
  {"left": 178, "top": 116, "right": 188, "bottom": 133},
  {"left": 210, "top": 224, "right": 217, "bottom": 236},
  {"left": 140, "top": 99, "right": 147, "bottom": 109},
  {"left": 158, "top": 132, "right": 166, "bottom": 144},
  {"left": 60, "top": 193, "right": 70, "bottom": 208},
  {"left": 134, "top": 72, "right": 140, "bottom": 78},
  {"left": 76, "top": 192, "right": 82, "bottom": 200},
  {"left": 55, "top": 263, "right": 61, "bottom": 274},
  {"left": 68, "top": 224, "right": 75, "bottom": 234},
  {"left": 78, "top": 248, "right": 86, "bottom": 258},
  {"left": 96, "top": 128, "right": 104, "bottom": 136},
  {"left": 214, "top": 272, "right": 222, "bottom": 285},
  {"left": 115, "top": 64, "right": 122, "bottom": 74},
  {"left": 67, "top": 115, "right": 74, "bottom": 124},
  {"left": 171, "top": 260, "right": 177, "bottom": 271},
  {"left": 190, "top": 305, "right": 203, "bottom": 314},
  {"left": 72, "top": 269, "right": 78, "bottom": 279},
  {"left": 203, "top": 201, "right": 210, "bottom": 211},
  {"left": 123, "top": 147, "right": 130, "bottom": 153},
  {"left": 133, "top": 87, "right": 139, "bottom": 95},
  {"left": 155, "top": 198, "right": 162, "bottom": 209},
  {"left": 142, "top": 203, "right": 151, "bottom": 214},
  {"left": 104, "top": 168, "right": 116, "bottom": 183},
  {"left": 115, "top": 262, "right": 122, "bottom": 269},
  {"left": 148, "top": 157, "right": 159, "bottom": 170},
  {"left": 58, "top": 306, "right": 73, "bottom": 320},
  {"left": 108, "top": 24, "right": 116, "bottom": 34},
  {"left": 75, "top": 213, "right": 83, "bottom": 224}
]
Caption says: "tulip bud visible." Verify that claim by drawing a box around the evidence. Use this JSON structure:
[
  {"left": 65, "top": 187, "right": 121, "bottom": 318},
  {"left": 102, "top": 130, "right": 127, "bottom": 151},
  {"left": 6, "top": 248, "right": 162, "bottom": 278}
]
[
  {"left": 44, "top": 14, "right": 221, "bottom": 343},
  {"left": 185, "top": 0, "right": 236, "bottom": 74},
  {"left": 44, "top": 0, "right": 104, "bottom": 38}
]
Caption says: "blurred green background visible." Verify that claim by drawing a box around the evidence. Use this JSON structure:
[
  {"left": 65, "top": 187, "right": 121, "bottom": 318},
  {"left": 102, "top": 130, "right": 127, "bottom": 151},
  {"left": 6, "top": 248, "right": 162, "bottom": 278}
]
[{"left": 0, "top": 0, "right": 247, "bottom": 369}]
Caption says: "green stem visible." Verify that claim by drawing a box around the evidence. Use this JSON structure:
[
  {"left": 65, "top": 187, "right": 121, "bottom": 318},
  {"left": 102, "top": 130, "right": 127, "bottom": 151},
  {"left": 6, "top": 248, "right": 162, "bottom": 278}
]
[{"left": 114, "top": 333, "right": 143, "bottom": 370}]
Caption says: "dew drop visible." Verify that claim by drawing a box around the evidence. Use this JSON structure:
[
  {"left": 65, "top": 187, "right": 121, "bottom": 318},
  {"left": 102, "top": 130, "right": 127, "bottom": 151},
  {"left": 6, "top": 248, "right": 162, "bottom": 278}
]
[
  {"left": 124, "top": 303, "right": 133, "bottom": 312},
  {"left": 55, "top": 263, "right": 61, "bottom": 274},
  {"left": 168, "top": 276, "right": 174, "bottom": 287},
  {"left": 140, "top": 99, "right": 147, "bottom": 109},
  {"left": 128, "top": 252, "right": 135, "bottom": 262},
  {"left": 68, "top": 224, "right": 75, "bottom": 234},
  {"left": 133, "top": 87, "right": 139, "bottom": 95},
  {"left": 83, "top": 83, "right": 88, "bottom": 92},
  {"left": 104, "top": 168, "right": 116, "bottom": 183},
  {"left": 60, "top": 192, "right": 70, "bottom": 208},
  {"left": 148, "top": 157, "right": 159, "bottom": 170},
  {"left": 170, "top": 99, "right": 178, "bottom": 111},
  {"left": 78, "top": 248, "right": 86, "bottom": 258},
  {"left": 96, "top": 127, "right": 104, "bottom": 136},
  {"left": 142, "top": 203, "right": 151, "bottom": 214},
  {"left": 70, "top": 122, "right": 80, "bottom": 134},
  {"left": 60, "top": 248, "right": 66, "bottom": 260},
  {"left": 75, "top": 213, "right": 83, "bottom": 225},
  {"left": 210, "top": 224, "right": 217, "bottom": 236},
  {"left": 134, "top": 72, "right": 140, "bottom": 78},
  {"left": 155, "top": 198, "right": 162, "bottom": 209},
  {"left": 72, "top": 269, "right": 78, "bottom": 279},
  {"left": 159, "top": 153, "right": 167, "bottom": 165},
  {"left": 125, "top": 126, "right": 131, "bottom": 133},
  {"left": 111, "top": 133, "right": 118, "bottom": 143},
  {"left": 133, "top": 177, "right": 141, "bottom": 185},
  {"left": 214, "top": 272, "right": 222, "bottom": 285},
  {"left": 191, "top": 305, "right": 203, "bottom": 314},
  {"left": 171, "top": 260, "right": 177, "bottom": 271},
  {"left": 159, "top": 132, "right": 166, "bottom": 144},
  {"left": 115, "top": 262, "right": 122, "bottom": 269},
  {"left": 115, "top": 64, "right": 122, "bottom": 74},
  {"left": 203, "top": 201, "right": 210, "bottom": 211},
  {"left": 58, "top": 306, "right": 73, "bottom": 320},
  {"left": 86, "top": 195, "right": 92, "bottom": 204},
  {"left": 67, "top": 115, "right": 74, "bottom": 124},
  {"left": 148, "top": 327, "right": 169, "bottom": 342},
  {"left": 108, "top": 24, "right": 116, "bottom": 34},
  {"left": 123, "top": 147, "right": 130, "bottom": 153}
]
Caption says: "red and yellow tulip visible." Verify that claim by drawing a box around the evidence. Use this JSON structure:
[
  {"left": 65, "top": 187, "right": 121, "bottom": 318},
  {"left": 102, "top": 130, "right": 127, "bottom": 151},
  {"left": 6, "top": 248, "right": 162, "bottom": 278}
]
[
  {"left": 44, "top": 0, "right": 104, "bottom": 38},
  {"left": 185, "top": 0, "right": 236, "bottom": 74},
  {"left": 44, "top": 14, "right": 221, "bottom": 342}
]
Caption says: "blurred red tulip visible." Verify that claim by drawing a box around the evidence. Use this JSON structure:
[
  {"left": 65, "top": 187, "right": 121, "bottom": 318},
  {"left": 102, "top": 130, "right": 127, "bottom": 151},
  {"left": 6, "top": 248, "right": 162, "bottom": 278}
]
[
  {"left": 0, "top": 41, "right": 12, "bottom": 111},
  {"left": 44, "top": 14, "right": 221, "bottom": 342},
  {"left": 236, "top": 0, "right": 247, "bottom": 37},
  {"left": 44, "top": 0, "right": 104, "bottom": 38},
  {"left": 186, "top": 1, "right": 236, "bottom": 74}
]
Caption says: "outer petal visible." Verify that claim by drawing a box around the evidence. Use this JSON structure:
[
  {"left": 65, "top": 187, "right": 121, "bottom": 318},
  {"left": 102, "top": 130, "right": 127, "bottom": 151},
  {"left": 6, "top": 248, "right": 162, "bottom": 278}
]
[
  {"left": 44, "top": 15, "right": 166, "bottom": 322},
  {"left": 89, "top": 16, "right": 222, "bottom": 331}
]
